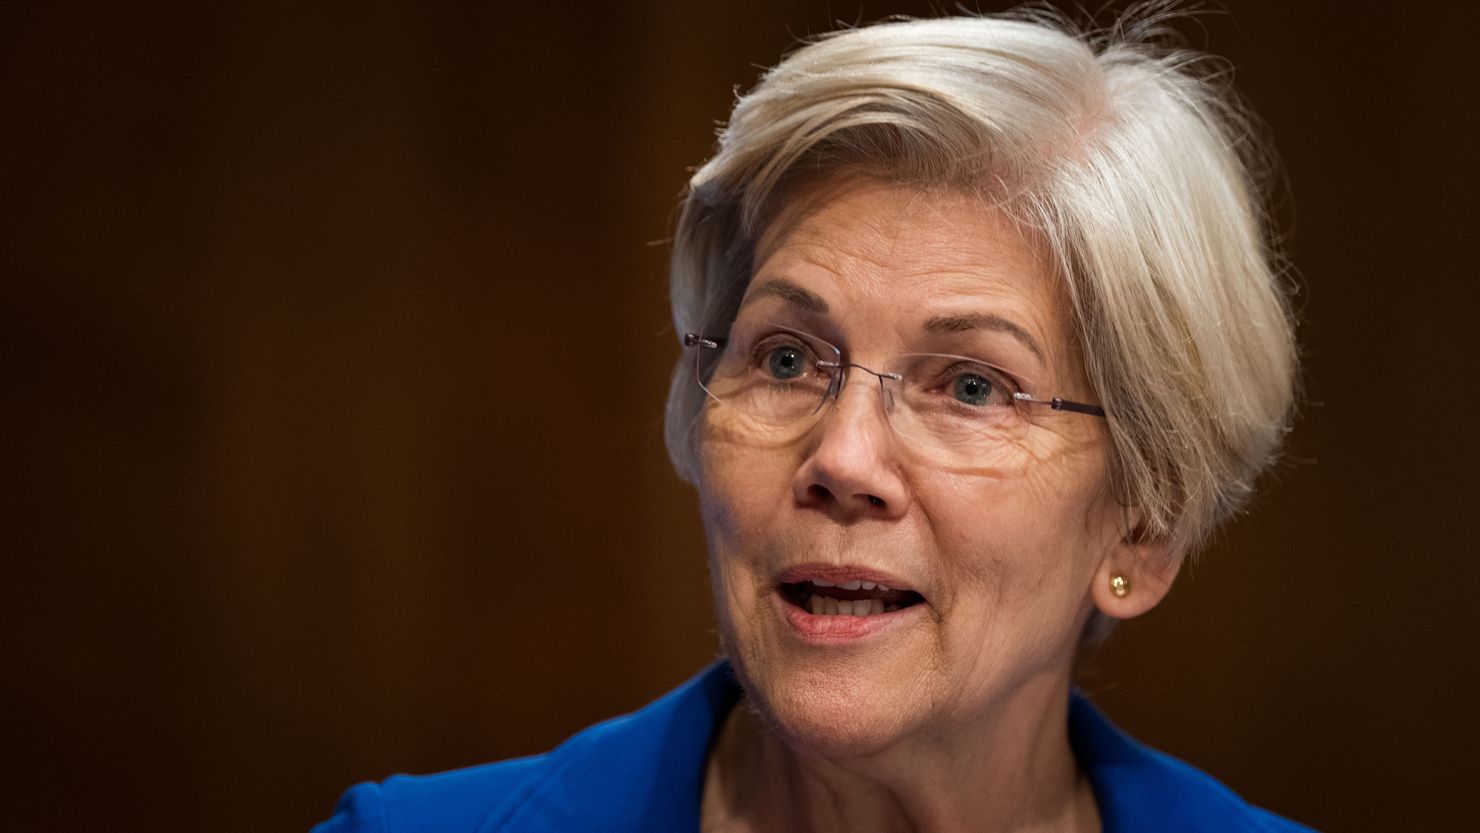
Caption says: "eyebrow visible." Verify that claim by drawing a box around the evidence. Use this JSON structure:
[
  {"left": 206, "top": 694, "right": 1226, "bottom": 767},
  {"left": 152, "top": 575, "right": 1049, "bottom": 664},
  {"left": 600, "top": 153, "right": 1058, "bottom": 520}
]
[
  {"left": 742, "top": 279, "right": 1045, "bottom": 364},
  {"left": 922, "top": 313, "right": 1045, "bottom": 363},
  {"left": 739, "top": 278, "right": 830, "bottom": 314}
]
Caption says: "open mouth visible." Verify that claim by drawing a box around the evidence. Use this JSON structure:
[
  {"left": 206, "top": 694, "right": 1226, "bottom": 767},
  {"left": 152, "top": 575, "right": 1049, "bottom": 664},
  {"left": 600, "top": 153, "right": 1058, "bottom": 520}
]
[{"left": 778, "top": 578, "right": 926, "bottom": 617}]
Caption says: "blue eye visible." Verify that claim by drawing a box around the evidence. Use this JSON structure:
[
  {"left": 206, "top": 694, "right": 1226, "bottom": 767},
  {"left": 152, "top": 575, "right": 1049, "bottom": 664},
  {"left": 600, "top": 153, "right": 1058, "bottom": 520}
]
[
  {"left": 767, "top": 346, "right": 806, "bottom": 380},
  {"left": 953, "top": 373, "right": 994, "bottom": 406}
]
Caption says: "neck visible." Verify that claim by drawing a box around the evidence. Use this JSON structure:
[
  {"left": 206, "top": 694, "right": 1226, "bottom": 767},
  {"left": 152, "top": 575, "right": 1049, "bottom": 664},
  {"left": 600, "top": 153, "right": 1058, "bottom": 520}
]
[{"left": 701, "top": 675, "right": 1099, "bottom": 833}]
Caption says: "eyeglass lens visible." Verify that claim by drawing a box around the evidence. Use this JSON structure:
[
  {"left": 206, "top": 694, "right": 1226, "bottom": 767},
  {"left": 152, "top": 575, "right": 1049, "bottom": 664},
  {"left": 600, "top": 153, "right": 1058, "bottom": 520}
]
[{"left": 694, "top": 320, "right": 1036, "bottom": 466}]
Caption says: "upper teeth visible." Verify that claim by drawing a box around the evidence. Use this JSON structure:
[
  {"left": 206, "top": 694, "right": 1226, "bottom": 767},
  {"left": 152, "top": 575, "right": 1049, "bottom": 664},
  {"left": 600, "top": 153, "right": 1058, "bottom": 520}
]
[{"left": 807, "top": 578, "right": 893, "bottom": 592}]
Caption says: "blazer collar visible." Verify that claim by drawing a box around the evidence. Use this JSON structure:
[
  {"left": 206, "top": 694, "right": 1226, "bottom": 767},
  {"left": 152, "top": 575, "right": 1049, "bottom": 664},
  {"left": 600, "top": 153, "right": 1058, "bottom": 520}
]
[
  {"left": 486, "top": 660, "right": 1216, "bottom": 833},
  {"left": 484, "top": 661, "right": 739, "bottom": 833}
]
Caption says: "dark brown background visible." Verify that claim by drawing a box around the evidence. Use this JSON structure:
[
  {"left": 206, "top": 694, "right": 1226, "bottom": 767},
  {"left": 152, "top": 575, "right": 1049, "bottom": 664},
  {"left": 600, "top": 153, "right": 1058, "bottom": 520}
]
[{"left": 4, "top": 1, "right": 1477, "bottom": 831}]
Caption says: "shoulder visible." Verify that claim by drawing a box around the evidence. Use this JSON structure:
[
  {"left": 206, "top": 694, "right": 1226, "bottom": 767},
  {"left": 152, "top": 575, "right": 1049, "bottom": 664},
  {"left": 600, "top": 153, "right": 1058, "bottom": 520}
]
[
  {"left": 311, "top": 662, "right": 740, "bottom": 833},
  {"left": 309, "top": 725, "right": 674, "bottom": 833},
  {"left": 311, "top": 755, "right": 547, "bottom": 833},
  {"left": 1069, "top": 692, "right": 1319, "bottom": 833}
]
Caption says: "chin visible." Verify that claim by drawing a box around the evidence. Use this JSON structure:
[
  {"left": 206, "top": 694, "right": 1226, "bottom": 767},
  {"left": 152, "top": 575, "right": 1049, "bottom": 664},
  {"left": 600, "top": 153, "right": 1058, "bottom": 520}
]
[{"left": 727, "top": 636, "right": 925, "bottom": 760}]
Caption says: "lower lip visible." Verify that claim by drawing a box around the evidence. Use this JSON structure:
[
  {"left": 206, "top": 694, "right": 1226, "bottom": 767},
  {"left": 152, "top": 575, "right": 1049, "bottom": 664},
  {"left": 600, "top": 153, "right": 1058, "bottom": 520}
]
[{"left": 777, "top": 591, "right": 924, "bottom": 642}]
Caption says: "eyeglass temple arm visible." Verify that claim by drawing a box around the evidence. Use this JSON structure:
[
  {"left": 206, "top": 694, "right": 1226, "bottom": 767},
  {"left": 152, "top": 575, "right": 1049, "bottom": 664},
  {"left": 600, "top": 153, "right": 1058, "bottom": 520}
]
[
  {"left": 683, "top": 333, "right": 724, "bottom": 349},
  {"left": 1013, "top": 393, "right": 1106, "bottom": 418}
]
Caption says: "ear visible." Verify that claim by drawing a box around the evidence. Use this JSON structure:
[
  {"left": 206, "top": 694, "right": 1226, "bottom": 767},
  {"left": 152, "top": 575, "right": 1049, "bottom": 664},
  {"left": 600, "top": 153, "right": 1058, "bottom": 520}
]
[{"left": 1090, "top": 519, "right": 1183, "bottom": 620}]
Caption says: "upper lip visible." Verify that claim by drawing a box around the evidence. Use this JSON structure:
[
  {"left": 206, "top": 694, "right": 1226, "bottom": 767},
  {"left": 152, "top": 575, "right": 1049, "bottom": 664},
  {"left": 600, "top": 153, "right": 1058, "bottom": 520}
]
[{"left": 775, "top": 562, "right": 919, "bottom": 593}]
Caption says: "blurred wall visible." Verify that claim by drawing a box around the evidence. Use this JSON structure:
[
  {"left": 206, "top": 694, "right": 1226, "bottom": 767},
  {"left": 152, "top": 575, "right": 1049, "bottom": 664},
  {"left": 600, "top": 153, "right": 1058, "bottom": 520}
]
[{"left": 4, "top": 2, "right": 1476, "bottom": 831}]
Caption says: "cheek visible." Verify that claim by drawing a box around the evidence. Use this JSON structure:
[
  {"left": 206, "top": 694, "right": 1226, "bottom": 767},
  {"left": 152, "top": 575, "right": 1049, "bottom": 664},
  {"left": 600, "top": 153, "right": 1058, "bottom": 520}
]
[
  {"left": 696, "top": 409, "right": 809, "bottom": 536},
  {"left": 925, "top": 466, "right": 1107, "bottom": 653},
  {"left": 698, "top": 441, "right": 767, "bottom": 553},
  {"left": 695, "top": 429, "right": 798, "bottom": 609}
]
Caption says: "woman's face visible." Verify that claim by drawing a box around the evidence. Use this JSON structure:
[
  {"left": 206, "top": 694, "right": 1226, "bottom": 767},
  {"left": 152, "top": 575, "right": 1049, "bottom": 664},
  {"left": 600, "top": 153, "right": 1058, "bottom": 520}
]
[{"left": 697, "top": 180, "right": 1134, "bottom": 757}]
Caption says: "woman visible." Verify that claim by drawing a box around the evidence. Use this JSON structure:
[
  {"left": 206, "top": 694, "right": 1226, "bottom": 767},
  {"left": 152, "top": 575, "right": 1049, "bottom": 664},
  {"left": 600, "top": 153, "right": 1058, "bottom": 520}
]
[{"left": 316, "top": 11, "right": 1311, "bottom": 833}]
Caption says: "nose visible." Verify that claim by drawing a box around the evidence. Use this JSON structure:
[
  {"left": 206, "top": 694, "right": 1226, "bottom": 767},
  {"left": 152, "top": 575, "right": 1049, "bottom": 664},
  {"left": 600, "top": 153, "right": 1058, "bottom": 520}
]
[{"left": 791, "top": 368, "right": 911, "bottom": 521}]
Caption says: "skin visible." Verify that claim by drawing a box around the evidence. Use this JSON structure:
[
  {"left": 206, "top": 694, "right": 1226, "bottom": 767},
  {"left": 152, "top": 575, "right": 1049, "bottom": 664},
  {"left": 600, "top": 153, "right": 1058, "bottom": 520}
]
[{"left": 695, "top": 179, "right": 1181, "bottom": 833}]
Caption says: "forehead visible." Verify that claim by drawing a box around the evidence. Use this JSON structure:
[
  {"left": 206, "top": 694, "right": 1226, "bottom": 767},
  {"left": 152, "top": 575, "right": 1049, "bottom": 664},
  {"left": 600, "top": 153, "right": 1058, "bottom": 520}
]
[
  {"left": 757, "top": 181, "right": 1040, "bottom": 278},
  {"left": 748, "top": 180, "right": 1073, "bottom": 370}
]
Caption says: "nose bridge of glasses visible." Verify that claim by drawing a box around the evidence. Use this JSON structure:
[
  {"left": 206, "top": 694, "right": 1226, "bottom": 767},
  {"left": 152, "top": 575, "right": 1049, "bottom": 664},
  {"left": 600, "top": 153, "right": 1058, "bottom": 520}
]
[{"left": 817, "top": 360, "right": 902, "bottom": 414}]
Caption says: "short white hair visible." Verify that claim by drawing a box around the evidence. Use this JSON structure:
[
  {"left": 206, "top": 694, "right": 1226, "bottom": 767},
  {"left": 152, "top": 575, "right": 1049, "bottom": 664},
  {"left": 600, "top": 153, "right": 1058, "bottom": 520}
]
[{"left": 664, "top": 10, "right": 1298, "bottom": 559}]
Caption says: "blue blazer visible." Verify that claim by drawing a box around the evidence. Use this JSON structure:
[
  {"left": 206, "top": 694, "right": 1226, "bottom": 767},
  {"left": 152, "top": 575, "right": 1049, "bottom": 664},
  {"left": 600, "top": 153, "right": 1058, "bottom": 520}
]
[{"left": 313, "top": 662, "right": 1315, "bottom": 832}]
